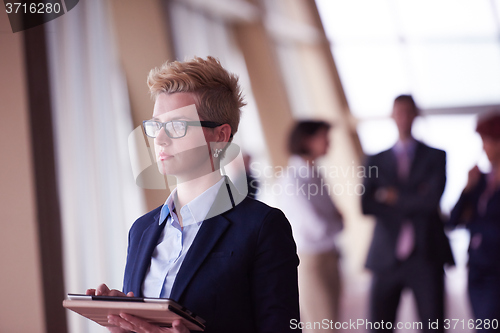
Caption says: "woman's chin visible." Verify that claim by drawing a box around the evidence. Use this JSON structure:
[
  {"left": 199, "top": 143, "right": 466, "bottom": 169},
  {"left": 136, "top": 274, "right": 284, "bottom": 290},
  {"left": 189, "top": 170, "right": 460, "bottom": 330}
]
[
  {"left": 156, "top": 158, "right": 216, "bottom": 181},
  {"left": 156, "top": 161, "right": 177, "bottom": 176}
]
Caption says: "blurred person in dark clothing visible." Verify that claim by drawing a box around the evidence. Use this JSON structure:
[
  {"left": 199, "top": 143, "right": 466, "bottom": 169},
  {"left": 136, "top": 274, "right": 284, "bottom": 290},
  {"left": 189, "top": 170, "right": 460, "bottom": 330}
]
[
  {"left": 243, "top": 153, "right": 259, "bottom": 199},
  {"left": 449, "top": 112, "right": 500, "bottom": 330},
  {"left": 278, "top": 120, "right": 343, "bottom": 333},
  {"left": 362, "top": 95, "right": 454, "bottom": 333}
]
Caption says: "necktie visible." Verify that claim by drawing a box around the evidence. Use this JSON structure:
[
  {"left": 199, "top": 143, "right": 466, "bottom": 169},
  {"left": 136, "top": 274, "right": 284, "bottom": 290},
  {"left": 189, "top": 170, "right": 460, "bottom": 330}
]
[
  {"left": 395, "top": 142, "right": 415, "bottom": 260},
  {"left": 397, "top": 144, "right": 411, "bottom": 180},
  {"left": 396, "top": 222, "right": 415, "bottom": 260}
]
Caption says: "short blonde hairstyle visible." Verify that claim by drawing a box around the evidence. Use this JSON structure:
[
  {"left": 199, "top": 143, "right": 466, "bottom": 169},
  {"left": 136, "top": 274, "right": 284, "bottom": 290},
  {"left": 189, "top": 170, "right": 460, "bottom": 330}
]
[{"left": 147, "top": 56, "right": 246, "bottom": 138}]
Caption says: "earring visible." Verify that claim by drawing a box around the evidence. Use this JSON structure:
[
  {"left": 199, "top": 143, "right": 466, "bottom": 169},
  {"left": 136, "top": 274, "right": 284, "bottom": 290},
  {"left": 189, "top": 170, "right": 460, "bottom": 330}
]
[{"left": 213, "top": 148, "right": 222, "bottom": 158}]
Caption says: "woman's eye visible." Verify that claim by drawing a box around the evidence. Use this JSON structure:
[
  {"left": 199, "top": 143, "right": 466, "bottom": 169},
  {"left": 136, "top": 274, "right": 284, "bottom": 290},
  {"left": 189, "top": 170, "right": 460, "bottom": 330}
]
[{"left": 172, "top": 123, "right": 184, "bottom": 132}]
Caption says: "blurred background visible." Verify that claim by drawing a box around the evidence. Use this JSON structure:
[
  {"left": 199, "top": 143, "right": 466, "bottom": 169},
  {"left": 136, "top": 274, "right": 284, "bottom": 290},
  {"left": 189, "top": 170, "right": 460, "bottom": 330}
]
[{"left": 1, "top": 0, "right": 500, "bottom": 332}]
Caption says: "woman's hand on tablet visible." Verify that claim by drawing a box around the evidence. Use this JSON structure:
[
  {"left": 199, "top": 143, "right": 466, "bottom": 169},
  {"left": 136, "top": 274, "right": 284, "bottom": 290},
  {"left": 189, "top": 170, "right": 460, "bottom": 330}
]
[
  {"left": 84, "top": 286, "right": 187, "bottom": 332},
  {"left": 107, "top": 314, "right": 189, "bottom": 333},
  {"left": 86, "top": 284, "right": 134, "bottom": 297}
]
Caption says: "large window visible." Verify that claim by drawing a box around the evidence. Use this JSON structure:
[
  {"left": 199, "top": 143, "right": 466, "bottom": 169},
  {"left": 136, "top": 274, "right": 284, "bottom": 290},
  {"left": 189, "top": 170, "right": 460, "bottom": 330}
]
[
  {"left": 316, "top": 0, "right": 500, "bottom": 213},
  {"left": 316, "top": 0, "right": 500, "bottom": 118}
]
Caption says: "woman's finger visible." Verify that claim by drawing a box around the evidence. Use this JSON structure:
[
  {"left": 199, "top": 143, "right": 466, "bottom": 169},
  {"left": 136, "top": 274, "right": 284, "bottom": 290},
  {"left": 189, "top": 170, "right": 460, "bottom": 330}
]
[
  {"left": 96, "top": 284, "right": 111, "bottom": 296},
  {"left": 119, "top": 313, "right": 154, "bottom": 333},
  {"left": 108, "top": 314, "right": 137, "bottom": 332},
  {"left": 171, "top": 319, "right": 190, "bottom": 333}
]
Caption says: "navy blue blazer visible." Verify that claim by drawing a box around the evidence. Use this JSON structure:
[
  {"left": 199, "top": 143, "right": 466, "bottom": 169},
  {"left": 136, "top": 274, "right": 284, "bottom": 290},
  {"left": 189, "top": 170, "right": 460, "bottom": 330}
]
[
  {"left": 449, "top": 173, "right": 500, "bottom": 272},
  {"left": 122, "top": 180, "right": 301, "bottom": 333},
  {"left": 362, "top": 141, "right": 454, "bottom": 271}
]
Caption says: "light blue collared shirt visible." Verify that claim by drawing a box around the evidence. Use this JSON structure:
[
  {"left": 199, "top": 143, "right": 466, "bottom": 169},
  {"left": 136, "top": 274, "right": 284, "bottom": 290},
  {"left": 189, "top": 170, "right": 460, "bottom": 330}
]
[{"left": 142, "top": 177, "right": 225, "bottom": 298}]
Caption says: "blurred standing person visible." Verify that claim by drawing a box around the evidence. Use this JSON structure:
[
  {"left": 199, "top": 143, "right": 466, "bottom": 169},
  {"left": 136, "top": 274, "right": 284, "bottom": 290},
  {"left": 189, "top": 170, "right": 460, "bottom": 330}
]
[
  {"left": 230, "top": 153, "right": 259, "bottom": 199},
  {"left": 361, "top": 95, "right": 454, "bottom": 333},
  {"left": 243, "top": 153, "right": 259, "bottom": 199},
  {"left": 279, "top": 120, "right": 344, "bottom": 333},
  {"left": 449, "top": 112, "right": 500, "bottom": 330}
]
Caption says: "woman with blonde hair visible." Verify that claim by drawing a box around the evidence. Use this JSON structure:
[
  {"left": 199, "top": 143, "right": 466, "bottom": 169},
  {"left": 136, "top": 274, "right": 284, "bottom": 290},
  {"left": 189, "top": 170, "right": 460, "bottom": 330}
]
[{"left": 87, "top": 57, "right": 300, "bottom": 333}]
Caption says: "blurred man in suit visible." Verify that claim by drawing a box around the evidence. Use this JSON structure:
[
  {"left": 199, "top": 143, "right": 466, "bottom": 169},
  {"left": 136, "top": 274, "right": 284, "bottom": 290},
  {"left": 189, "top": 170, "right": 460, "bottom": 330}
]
[{"left": 362, "top": 95, "right": 454, "bottom": 333}]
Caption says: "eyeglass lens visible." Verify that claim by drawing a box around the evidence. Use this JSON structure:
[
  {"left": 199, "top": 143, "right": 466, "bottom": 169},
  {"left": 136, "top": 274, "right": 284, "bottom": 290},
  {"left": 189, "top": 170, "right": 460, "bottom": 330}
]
[
  {"left": 165, "top": 121, "right": 186, "bottom": 138},
  {"left": 144, "top": 121, "right": 188, "bottom": 138}
]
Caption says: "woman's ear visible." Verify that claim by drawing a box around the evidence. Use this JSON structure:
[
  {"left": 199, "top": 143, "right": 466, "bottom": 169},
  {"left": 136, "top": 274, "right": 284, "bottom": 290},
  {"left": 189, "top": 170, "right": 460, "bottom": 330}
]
[{"left": 217, "top": 124, "right": 232, "bottom": 143}]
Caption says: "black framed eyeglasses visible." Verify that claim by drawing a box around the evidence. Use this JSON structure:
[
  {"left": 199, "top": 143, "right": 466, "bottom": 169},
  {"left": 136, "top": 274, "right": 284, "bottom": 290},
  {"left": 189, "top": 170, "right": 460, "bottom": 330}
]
[{"left": 142, "top": 120, "right": 225, "bottom": 139}]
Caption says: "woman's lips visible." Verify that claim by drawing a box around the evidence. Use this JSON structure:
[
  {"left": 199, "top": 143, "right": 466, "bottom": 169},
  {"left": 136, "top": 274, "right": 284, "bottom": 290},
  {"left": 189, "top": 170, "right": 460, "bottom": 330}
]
[{"left": 158, "top": 153, "right": 173, "bottom": 161}]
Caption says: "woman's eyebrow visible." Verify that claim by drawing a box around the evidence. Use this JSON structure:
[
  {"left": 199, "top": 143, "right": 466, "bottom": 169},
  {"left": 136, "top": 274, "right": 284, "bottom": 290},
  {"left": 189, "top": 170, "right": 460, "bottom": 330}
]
[
  {"left": 171, "top": 116, "right": 191, "bottom": 120},
  {"left": 151, "top": 115, "right": 194, "bottom": 121}
]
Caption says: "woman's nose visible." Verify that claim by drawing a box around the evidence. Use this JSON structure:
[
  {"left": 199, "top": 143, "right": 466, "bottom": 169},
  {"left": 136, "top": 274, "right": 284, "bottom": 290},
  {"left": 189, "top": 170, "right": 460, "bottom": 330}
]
[{"left": 154, "top": 127, "right": 171, "bottom": 145}]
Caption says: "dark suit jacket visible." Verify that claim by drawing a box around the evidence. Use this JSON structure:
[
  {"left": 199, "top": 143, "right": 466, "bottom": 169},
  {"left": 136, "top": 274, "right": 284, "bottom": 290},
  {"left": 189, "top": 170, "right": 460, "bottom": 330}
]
[
  {"left": 449, "top": 173, "right": 500, "bottom": 272},
  {"left": 122, "top": 179, "right": 301, "bottom": 333},
  {"left": 362, "top": 141, "right": 454, "bottom": 271}
]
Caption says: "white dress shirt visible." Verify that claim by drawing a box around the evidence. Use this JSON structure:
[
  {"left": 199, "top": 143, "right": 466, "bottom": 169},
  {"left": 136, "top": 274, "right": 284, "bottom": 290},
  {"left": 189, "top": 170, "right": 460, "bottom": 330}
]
[
  {"left": 142, "top": 177, "right": 225, "bottom": 298},
  {"left": 278, "top": 155, "right": 343, "bottom": 254}
]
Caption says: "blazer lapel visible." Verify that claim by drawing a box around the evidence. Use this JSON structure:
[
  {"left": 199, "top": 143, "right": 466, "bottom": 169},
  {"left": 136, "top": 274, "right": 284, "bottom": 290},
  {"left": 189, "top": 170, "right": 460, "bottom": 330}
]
[
  {"left": 385, "top": 149, "right": 399, "bottom": 183},
  {"left": 169, "top": 179, "right": 236, "bottom": 301},
  {"left": 408, "top": 141, "right": 425, "bottom": 181},
  {"left": 169, "top": 214, "right": 231, "bottom": 301},
  {"left": 130, "top": 211, "right": 166, "bottom": 297}
]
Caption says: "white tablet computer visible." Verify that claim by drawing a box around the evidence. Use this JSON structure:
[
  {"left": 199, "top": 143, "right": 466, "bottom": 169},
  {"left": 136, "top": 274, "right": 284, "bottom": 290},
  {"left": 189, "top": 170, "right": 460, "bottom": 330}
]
[{"left": 63, "top": 294, "right": 206, "bottom": 331}]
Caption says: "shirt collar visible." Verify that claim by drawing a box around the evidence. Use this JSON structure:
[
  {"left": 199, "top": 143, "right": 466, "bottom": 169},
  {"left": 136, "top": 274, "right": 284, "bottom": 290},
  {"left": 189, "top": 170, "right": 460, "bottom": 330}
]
[
  {"left": 158, "top": 177, "right": 226, "bottom": 226},
  {"left": 394, "top": 138, "right": 417, "bottom": 155},
  {"left": 288, "top": 155, "right": 311, "bottom": 168},
  {"left": 159, "top": 188, "right": 176, "bottom": 225}
]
